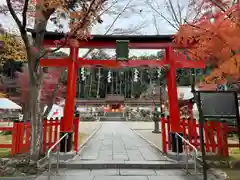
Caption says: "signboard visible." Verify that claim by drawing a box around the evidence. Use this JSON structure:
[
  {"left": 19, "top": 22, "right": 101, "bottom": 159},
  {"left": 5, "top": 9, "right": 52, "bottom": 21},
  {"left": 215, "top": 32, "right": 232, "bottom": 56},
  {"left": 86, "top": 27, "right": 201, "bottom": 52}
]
[
  {"left": 116, "top": 40, "right": 129, "bottom": 61},
  {"left": 197, "top": 91, "right": 239, "bottom": 119},
  {"left": 196, "top": 90, "right": 240, "bottom": 180}
]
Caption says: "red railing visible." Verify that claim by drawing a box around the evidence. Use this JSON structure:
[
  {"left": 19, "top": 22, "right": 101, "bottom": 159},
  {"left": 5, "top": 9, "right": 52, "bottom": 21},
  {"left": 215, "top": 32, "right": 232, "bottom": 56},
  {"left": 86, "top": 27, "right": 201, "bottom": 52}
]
[
  {"left": 0, "top": 117, "right": 79, "bottom": 156},
  {"left": 161, "top": 117, "right": 239, "bottom": 157}
]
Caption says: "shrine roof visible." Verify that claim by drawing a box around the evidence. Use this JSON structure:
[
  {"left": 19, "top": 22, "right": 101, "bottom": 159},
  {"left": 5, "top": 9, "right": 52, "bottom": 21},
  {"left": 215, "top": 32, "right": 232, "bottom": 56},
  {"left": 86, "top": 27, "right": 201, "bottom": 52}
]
[
  {"left": 105, "top": 94, "right": 125, "bottom": 102},
  {"left": 27, "top": 29, "right": 174, "bottom": 43}
]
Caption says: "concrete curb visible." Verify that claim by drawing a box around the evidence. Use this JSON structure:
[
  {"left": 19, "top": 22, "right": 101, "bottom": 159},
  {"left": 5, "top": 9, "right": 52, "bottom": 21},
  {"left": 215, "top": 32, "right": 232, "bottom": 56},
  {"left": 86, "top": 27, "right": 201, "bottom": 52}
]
[
  {"left": 77, "top": 124, "right": 102, "bottom": 155},
  {"left": 131, "top": 129, "right": 153, "bottom": 131},
  {"left": 130, "top": 128, "right": 175, "bottom": 163},
  {"left": 0, "top": 176, "right": 37, "bottom": 180},
  {"left": 62, "top": 124, "right": 102, "bottom": 163}
]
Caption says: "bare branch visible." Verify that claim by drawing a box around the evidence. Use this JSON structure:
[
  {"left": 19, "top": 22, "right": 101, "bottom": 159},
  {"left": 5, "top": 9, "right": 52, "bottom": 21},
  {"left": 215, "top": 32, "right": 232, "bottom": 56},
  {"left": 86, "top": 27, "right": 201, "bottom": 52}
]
[
  {"left": 146, "top": 1, "right": 179, "bottom": 30},
  {"left": 98, "top": 0, "right": 119, "bottom": 16},
  {"left": 153, "top": 15, "right": 160, "bottom": 34},
  {"left": 177, "top": 0, "right": 183, "bottom": 25},
  {"left": 82, "top": 0, "right": 136, "bottom": 58},
  {"left": 105, "top": 0, "right": 134, "bottom": 34},
  {"left": 22, "top": 0, "right": 29, "bottom": 29},
  {"left": 5, "top": 0, "right": 22, "bottom": 30},
  {"left": 39, "top": 0, "right": 105, "bottom": 59},
  {"left": 166, "top": 0, "right": 180, "bottom": 26},
  {"left": 110, "top": 22, "right": 146, "bottom": 35},
  {"left": 209, "top": 0, "right": 227, "bottom": 12}
]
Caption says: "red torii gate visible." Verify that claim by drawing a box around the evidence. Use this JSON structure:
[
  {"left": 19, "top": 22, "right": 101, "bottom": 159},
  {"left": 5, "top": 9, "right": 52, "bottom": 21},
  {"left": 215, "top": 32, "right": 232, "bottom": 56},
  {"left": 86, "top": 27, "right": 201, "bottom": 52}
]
[{"left": 29, "top": 30, "right": 205, "bottom": 151}]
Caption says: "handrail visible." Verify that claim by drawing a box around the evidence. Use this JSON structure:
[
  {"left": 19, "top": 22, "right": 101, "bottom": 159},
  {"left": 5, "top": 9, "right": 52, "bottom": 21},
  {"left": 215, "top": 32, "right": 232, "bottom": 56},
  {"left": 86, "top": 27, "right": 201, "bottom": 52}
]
[
  {"left": 175, "top": 133, "right": 198, "bottom": 173},
  {"left": 47, "top": 133, "right": 68, "bottom": 180}
]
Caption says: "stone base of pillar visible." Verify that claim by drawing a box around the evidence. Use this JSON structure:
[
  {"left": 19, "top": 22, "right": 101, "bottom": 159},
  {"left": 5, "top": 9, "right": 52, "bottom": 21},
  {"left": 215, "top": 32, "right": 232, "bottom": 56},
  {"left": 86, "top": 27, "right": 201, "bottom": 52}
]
[
  {"left": 152, "top": 121, "right": 160, "bottom": 134},
  {"left": 60, "top": 132, "right": 73, "bottom": 152},
  {"left": 152, "top": 130, "right": 161, "bottom": 134}
]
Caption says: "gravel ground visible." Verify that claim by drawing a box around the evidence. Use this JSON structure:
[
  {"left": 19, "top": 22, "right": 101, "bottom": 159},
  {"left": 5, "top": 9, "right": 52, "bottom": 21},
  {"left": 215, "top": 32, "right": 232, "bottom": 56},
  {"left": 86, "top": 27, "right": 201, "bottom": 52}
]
[{"left": 79, "top": 121, "right": 102, "bottom": 136}]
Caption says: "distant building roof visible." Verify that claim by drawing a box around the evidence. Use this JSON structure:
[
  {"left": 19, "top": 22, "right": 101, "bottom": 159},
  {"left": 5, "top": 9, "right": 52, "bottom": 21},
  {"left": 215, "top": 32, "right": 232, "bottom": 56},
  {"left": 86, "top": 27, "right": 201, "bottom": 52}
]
[
  {"left": 0, "top": 98, "right": 21, "bottom": 110},
  {"left": 105, "top": 94, "right": 125, "bottom": 102}
]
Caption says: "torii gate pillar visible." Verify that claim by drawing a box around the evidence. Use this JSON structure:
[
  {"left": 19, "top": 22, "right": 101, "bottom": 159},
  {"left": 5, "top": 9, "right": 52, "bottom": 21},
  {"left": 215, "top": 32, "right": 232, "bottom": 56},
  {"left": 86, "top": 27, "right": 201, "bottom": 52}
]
[
  {"left": 166, "top": 46, "right": 181, "bottom": 133},
  {"left": 60, "top": 47, "right": 78, "bottom": 152}
]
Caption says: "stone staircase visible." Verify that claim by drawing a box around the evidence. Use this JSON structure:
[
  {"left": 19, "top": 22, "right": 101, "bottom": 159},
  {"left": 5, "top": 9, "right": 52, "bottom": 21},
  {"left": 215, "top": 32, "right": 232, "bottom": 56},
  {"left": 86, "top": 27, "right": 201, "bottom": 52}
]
[{"left": 100, "top": 112, "right": 126, "bottom": 121}]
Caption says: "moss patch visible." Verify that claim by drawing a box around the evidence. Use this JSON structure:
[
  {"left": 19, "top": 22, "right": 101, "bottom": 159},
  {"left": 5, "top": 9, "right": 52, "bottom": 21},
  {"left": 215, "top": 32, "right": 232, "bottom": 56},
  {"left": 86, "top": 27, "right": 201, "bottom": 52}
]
[
  {"left": 229, "top": 148, "right": 240, "bottom": 160},
  {"left": 224, "top": 148, "right": 240, "bottom": 180},
  {"left": 78, "top": 132, "right": 88, "bottom": 146},
  {"left": 0, "top": 134, "right": 12, "bottom": 157}
]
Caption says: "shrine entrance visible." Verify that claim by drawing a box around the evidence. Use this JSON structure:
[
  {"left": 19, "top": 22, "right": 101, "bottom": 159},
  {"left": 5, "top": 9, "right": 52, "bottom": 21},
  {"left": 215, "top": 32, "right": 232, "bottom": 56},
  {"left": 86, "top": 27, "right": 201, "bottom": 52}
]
[
  {"left": 105, "top": 94, "right": 124, "bottom": 112},
  {"left": 29, "top": 30, "right": 205, "bottom": 152}
]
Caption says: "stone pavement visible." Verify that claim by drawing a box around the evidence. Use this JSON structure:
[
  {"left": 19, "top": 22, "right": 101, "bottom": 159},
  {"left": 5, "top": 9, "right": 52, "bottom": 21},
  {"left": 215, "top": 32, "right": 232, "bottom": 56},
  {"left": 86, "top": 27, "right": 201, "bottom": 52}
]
[
  {"left": 76, "top": 122, "right": 166, "bottom": 161},
  {"left": 34, "top": 122, "right": 223, "bottom": 180}
]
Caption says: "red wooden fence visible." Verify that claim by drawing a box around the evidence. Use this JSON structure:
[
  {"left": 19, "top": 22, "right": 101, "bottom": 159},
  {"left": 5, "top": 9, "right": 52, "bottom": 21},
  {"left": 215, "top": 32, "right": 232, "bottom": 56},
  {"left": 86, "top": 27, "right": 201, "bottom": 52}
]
[
  {"left": 161, "top": 117, "right": 239, "bottom": 157},
  {"left": 0, "top": 117, "right": 79, "bottom": 156}
]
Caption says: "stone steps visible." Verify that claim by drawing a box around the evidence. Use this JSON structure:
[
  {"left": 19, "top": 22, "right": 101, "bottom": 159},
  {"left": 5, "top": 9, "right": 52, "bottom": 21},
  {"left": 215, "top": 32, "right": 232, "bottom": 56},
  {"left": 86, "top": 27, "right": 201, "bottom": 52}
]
[
  {"left": 104, "top": 112, "right": 124, "bottom": 117},
  {"left": 51, "top": 160, "right": 195, "bottom": 169},
  {"left": 99, "top": 117, "right": 126, "bottom": 121},
  {"left": 38, "top": 169, "right": 210, "bottom": 180}
]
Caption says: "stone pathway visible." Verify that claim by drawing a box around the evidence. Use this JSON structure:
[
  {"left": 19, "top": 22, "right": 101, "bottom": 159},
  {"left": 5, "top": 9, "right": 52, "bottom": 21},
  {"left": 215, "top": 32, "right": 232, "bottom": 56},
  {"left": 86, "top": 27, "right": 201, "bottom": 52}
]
[
  {"left": 76, "top": 122, "right": 166, "bottom": 161},
  {"left": 35, "top": 122, "right": 222, "bottom": 180}
]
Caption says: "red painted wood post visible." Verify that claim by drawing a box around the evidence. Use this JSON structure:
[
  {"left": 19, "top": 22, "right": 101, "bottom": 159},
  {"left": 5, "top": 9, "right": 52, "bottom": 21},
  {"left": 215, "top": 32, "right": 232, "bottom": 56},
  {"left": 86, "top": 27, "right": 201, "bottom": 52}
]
[
  {"left": 60, "top": 47, "right": 79, "bottom": 152},
  {"left": 182, "top": 118, "right": 187, "bottom": 138},
  {"left": 209, "top": 121, "right": 216, "bottom": 153},
  {"left": 42, "top": 119, "right": 48, "bottom": 153},
  {"left": 73, "top": 116, "right": 80, "bottom": 152},
  {"left": 165, "top": 47, "right": 181, "bottom": 132},
  {"left": 60, "top": 117, "right": 64, "bottom": 132},
  {"left": 53, "top": 118, "right": 59, "bottom": 151},
  {"left": 161, "top": 116, "right": 167, "bottom": 153},
  {"left": 187, "top": 117, "right": 193, "bottom": 150},
  {"left": 48, "top": 118, "right": 54, "bottom": 149},
  {"left": 192, "top": 119, "right": 198, "bottom": 146},
  {"left": 167, "top": 116, "right": 171, "bottom": 150},
  {"left": 215, "top": 121, "right": 223, "bottom": 156},
  {"left": 204, "top": 121, "right": 210, "bottom": 152},
  {"left": 222, "top": 122, "right": 229, "bottom": 157},
  {"left": 18, "top": 122, "right": 25, "bottom": 153},
  {"left": 11, "top": 122, "right": 19, "bottom": 155},
  {"left": 25, "top": 123, "right": 31, "bottom": 153}
]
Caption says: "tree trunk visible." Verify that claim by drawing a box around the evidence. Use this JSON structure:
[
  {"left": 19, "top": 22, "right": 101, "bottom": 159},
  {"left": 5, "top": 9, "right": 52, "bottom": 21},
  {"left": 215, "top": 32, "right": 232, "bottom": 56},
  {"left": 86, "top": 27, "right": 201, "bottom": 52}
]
[
  {"left": 124, "top": 71, "right": 127, "bottom": 97},
  {"left": 111, "top": 71, "right": 114, "bottom": 94},
  {"left": 28, "top": 74, "right": 43, "bottom": 161},
  {"left": 22, "top": 101, "right": 30, "bottom": 122},
  {"left": 96, "top": 68, "right": 101, "bottom": 98},
  {"left": 27, "top": 11, "right": 50, "bottom": 161},
  {"left": 88, "top": 71, "right": 93, "bottom": 97},
  {"left": 120, "top": 72, "right": 122, "bottom": 95}
]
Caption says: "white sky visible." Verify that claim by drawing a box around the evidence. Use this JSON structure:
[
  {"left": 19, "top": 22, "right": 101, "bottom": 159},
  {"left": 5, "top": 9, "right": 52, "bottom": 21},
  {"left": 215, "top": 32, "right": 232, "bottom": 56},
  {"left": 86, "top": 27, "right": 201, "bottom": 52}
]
[{"left": 0, "top": 0, "right": 191, "bottom": 56}]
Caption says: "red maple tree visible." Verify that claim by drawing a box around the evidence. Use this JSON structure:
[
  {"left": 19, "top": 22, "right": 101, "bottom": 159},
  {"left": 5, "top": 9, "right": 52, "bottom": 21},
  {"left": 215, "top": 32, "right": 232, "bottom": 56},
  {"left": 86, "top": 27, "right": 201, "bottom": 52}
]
[
  {"left": 15, "top": 65, "right": 65, "bottom": 108},
  {"left": 174, "top": 0, "right": 240, "bottom": 83}
]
